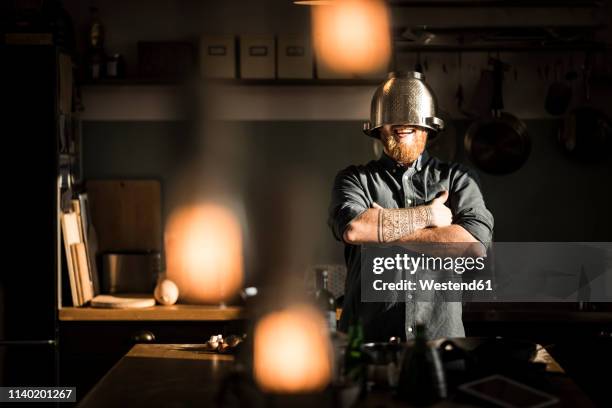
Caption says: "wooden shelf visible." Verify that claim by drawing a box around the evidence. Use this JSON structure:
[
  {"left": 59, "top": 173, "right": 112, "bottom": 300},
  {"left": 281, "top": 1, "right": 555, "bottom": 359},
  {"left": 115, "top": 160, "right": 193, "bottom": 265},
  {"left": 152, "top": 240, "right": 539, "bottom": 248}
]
[
  {"left": 59, "top": 304, "right": 243, "bottom": 321},
  {"left": 394, "top": 40, "right": 610, "bottom": 52}
]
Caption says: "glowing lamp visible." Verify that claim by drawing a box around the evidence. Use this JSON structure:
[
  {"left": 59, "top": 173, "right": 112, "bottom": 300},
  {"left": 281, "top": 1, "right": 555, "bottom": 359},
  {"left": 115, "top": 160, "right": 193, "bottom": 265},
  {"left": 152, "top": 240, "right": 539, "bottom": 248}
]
[
  {"left": 253, "top": 304, "right": 333, "bottom": 393},
  {"left": 165, "top": 204, "right": 243, "bottom": 304},
  {"left": 312, "top": 0, "right": 391, "bottom": 75}
]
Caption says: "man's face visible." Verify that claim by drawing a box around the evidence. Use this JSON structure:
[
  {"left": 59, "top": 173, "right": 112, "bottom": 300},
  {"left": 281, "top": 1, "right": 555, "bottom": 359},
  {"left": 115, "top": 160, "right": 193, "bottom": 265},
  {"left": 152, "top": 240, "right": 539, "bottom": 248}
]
[{"left": 379, "top": 125, "right": 428, "bottom": 165}]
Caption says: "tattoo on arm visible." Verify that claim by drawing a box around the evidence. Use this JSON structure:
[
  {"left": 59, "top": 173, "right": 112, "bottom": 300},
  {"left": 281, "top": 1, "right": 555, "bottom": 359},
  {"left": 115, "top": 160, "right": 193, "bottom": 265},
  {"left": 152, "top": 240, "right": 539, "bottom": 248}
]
[
  {"left": 377, "top": 209, "right": 383, "bottom": 243},
  {"left": 377, "top": 207, "right": 432, "bottom": 243}
]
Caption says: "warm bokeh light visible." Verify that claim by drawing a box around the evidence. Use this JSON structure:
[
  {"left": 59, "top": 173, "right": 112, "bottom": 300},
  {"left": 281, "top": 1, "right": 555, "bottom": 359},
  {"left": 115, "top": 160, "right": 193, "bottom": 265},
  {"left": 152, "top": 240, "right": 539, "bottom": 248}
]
[
  {"left": 312, "top": 0, "right": 391, "bottom": 75},
  {"left": 254, "top": 304, "right": 333, "bottom": 393},
  {"left": 295, "top": 0, "right": 334, "bottom": 4},
  {"left": 165, "top": 203, "right": 243, "bottom": 304}
]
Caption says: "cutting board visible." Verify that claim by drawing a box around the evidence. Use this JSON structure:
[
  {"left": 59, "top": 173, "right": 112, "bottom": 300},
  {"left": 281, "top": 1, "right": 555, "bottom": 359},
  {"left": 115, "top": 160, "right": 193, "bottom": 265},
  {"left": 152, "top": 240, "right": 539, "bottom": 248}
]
[
  {"left": 86, "top": 180, "right": 161, "bottom": 252},
  {"left": 90, "top": 294, "right": 156, "bottom": 309},
  {"left": 61, "top": 212, "right": 83, "bottom": 306}
]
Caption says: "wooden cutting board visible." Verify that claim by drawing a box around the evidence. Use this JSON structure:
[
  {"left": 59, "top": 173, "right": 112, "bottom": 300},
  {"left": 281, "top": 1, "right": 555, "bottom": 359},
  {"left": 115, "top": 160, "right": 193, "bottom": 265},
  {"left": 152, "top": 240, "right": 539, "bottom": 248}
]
[
  {"left": 90, "top": 294, "right": 156, "bottom": 309},
  {"left": 86, "top": 180, "right": 161, "bottom": 252}
]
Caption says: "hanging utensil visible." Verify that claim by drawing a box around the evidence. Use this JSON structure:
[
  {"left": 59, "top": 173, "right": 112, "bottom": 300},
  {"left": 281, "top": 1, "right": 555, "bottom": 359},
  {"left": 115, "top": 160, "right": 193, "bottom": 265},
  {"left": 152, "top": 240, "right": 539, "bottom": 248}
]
[
  {"left": 558, "top": 53, "right": 612, "bottom": 163},
  {"left": 464, "top": 58, "right": 531, "bottom": 175},
  {"left": 465, "top": 68, "right": 495, "bottom": 119},
  {"left": 545, "top": 58, "right": 572, "bottom": 116},
  {"left": 455, "top": 52, "right": 464, "bottom": 113}
]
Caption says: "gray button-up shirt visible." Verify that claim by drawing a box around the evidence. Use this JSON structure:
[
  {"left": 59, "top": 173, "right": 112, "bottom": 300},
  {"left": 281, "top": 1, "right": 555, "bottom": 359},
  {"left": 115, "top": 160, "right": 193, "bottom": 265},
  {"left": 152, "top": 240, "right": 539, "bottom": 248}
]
[{"left": 328, "top": 151, "right": 494, "bottom": 341}]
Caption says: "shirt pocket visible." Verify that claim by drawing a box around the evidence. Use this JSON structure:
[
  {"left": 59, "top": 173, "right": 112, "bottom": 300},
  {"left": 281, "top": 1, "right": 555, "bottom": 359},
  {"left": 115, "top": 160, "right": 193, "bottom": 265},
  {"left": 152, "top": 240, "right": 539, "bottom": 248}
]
[
  {"left": 370, "top": 190, "right": 399, "bottom": 209},
  {"left": 425, "top": 180, "right": 450, "bottom": 203}
]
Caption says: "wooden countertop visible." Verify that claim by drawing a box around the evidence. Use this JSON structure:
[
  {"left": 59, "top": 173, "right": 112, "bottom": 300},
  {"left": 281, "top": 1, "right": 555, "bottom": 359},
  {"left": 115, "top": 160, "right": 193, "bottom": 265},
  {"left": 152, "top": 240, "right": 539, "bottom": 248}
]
[
  {"left": 78, "top": 344, "right": 235, "bottom": 408},
  {"left": 59, "top": 304, "right": 243, "bottom": 321},
  {"left": 79, "top": 342, "right": 594, "bottom": 408},
  {"left": 58, "top": 304, "right": 612, "bottom": 323}
]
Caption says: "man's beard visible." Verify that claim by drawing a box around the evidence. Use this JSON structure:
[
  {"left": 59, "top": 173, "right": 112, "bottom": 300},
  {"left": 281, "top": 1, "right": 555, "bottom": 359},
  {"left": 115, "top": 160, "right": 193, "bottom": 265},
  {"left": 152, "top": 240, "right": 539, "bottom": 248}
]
[{"left": 381, "top": 132, "right": 427, "bottom": 165}]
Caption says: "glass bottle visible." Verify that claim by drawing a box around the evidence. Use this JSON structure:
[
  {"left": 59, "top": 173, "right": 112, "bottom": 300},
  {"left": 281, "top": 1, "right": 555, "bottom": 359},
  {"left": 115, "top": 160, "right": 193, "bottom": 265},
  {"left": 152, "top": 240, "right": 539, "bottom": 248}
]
[
  {"left": 315, "top": 269, "right": 336, "bottom": 334},
  {"left": 87, "top": 7, "right": 105, "bottom": 80},
  {"left": 344, "top": 318, "right": 366, "bottom": 396},
  {"left": 396, "top": 323, "right": 447, "bottom": 405}
]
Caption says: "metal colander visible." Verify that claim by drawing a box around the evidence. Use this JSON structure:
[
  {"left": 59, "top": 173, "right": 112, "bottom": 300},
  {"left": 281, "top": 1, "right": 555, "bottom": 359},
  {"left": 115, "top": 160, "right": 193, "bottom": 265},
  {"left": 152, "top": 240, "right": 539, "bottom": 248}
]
[{"left": 363, "top": 71, "right": 444, "bottom": 138}]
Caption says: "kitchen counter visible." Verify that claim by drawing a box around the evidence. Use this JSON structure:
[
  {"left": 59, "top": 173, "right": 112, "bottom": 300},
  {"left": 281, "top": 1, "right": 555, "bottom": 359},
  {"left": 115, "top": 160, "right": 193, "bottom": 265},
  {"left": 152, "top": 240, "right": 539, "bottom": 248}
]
[
  {"left": 78, "top": 344, "right": 235, "bottom": 407},
  {"left": 78, "top": 342, "right": 594, "bottom": 408},
  {"left": 59, "top": 304, "right": 243, "bottom": 321}
]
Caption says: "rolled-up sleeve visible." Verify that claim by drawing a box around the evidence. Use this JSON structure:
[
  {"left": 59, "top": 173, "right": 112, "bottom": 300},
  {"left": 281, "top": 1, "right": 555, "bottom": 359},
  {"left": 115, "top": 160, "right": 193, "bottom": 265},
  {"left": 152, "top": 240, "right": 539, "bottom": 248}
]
[
  {"left": 328, "top": 167, "right": 370, "bottom": 242},
  {"left": 450, "top": 168, "right": 494, "bottom": 247}
]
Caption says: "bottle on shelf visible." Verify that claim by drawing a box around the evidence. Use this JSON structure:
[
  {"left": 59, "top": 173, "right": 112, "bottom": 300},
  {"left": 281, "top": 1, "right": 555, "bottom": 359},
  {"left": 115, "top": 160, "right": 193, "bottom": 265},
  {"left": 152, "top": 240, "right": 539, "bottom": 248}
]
[{"left": 87, "top": 6, "right": 106, "bottom": 80}]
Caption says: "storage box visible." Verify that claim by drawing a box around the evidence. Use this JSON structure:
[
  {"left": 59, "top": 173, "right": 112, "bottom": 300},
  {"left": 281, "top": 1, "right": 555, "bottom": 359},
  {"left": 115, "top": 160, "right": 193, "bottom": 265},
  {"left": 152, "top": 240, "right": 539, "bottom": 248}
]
[
  {"left": 240, "top": 34, "right": 275, "bottom": 79},
  {"left": 277, "top": 34, "right": 313, "bottom": 79},
  {"left": 199, "top": 35, "right": 236, "bottom": 79}
]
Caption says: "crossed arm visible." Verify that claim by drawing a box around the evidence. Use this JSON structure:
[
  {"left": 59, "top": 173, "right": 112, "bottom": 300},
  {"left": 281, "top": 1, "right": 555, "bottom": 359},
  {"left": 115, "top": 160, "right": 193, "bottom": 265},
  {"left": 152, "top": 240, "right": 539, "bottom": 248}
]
[{"left": 342, "top": 191, "right": 484, "bottom": 256}]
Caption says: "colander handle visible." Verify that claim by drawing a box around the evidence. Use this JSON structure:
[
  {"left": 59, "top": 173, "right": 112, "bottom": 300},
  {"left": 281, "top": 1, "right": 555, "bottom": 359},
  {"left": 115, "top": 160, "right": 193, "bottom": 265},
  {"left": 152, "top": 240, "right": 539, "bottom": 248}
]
[
  {"left": 363, "top": 121, "right": 374, "bottom": 136},
  {"left": 426, "top": 116, "right": 445, "bottom": 131}
]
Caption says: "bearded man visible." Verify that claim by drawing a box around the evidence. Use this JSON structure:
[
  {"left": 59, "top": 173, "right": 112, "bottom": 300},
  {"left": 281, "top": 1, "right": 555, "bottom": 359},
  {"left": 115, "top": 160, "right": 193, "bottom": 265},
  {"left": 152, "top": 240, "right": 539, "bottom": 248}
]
[{"left": 328, "top": 72, "right": 494, "bottom": 341}]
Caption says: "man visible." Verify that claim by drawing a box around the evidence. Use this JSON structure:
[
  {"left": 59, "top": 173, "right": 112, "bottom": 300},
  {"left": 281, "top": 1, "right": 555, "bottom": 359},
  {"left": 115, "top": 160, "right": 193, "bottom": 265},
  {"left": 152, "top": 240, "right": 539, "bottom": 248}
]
[{"left": 328, "top": 72, "right": 494, "bottom": 341}]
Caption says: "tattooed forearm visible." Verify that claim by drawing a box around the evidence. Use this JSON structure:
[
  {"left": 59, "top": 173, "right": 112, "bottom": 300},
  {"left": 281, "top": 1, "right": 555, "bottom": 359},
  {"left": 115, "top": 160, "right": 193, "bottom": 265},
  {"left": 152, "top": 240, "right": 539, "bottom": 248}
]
[{"left": 377, "top": 207, "right": 432, "bottom": 243}]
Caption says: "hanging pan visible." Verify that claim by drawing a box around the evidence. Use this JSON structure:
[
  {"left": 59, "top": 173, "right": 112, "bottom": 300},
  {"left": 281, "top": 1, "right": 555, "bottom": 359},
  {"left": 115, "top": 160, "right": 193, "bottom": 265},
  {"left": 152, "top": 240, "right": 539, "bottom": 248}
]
[{"left": 464, "top": 58, "right": 530, "bottom": 175}]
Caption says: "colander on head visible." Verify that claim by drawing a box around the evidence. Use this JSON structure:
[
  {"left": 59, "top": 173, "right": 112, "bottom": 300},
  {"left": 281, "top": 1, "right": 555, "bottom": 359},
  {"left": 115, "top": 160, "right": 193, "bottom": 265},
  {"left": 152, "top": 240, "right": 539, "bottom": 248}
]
[{"left": 363, "top": 71, "right": 444, "bottom": 138}]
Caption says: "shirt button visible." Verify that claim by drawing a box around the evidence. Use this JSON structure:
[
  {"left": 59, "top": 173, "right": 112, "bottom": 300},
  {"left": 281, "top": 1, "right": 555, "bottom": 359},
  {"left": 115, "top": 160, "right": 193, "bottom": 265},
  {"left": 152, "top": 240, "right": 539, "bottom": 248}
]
[
  {"left": 408, "top": 327, "right": 413, "bottom": 333},
  {"left": 407, "top": 294, "right": 413, "bottom": 299},
  {"left": 406, "top": 199, "right": 412, "bottom": 205}
]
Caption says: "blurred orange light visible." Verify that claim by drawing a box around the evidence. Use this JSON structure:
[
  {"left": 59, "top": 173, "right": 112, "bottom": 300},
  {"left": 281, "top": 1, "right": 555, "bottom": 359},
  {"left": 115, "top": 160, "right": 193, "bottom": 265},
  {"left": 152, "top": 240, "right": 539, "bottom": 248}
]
[
  {"left": 295, "top": 1, "right": 334, "bottom": 4},
  {"left": 254, "top": 304, "right": 333, "bottom": 393},
  {"left": 165, "top": 204, "right": 243, "bottom": 304},
  {"left": 312, "top": 0, "right": 391, "bottom": 75}
]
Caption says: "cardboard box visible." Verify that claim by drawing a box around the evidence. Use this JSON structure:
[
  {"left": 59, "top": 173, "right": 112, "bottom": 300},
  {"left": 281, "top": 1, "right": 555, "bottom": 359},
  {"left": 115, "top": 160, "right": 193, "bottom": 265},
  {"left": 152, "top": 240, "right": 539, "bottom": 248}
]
[
  {"left": 240, "top": 34, "right": 275, "bottom": 79},
  {"left": 199, "top": 35, "right": 236, "bottom": 79},
  {"left": 277, "top": 34, "right": 313, "bottom": 79}
]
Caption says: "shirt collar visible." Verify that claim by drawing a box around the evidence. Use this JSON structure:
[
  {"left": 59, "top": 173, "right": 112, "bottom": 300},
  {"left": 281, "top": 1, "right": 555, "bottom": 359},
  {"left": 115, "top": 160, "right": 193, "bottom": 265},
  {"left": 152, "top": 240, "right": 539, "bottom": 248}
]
[{"left": 378, "top": 150, "right": 429, "bottom": 173}]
